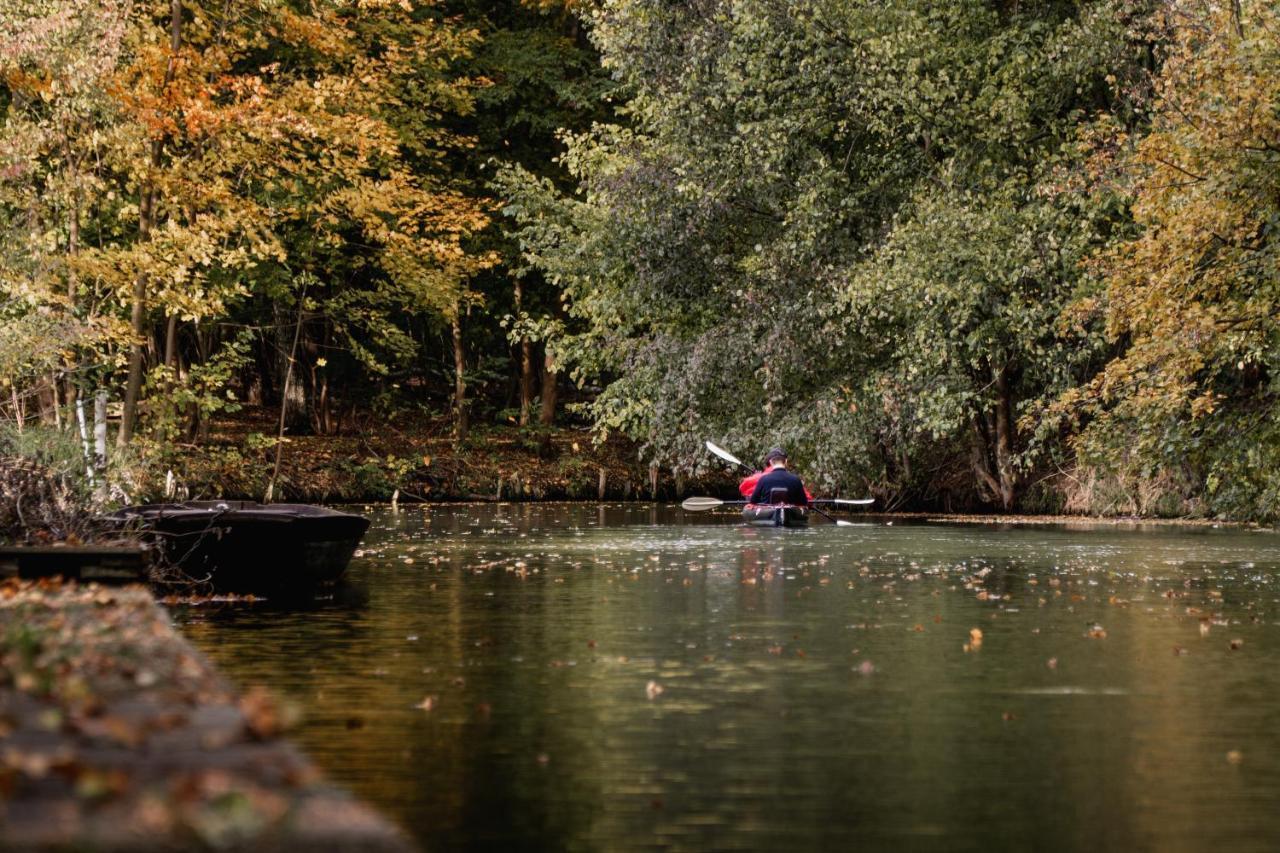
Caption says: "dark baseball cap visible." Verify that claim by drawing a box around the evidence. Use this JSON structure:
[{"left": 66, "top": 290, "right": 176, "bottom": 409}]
[{"left": 764, "top": 447, "right": 787, "bottom": 464}]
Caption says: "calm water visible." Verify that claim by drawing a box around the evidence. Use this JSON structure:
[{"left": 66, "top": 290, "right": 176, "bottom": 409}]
[{"left": 177, "top": 504, "right": 1280, "bottom": 852}]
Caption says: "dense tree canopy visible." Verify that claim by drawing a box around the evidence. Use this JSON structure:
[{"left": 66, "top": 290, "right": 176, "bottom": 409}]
[
  {"left": 1058, "top": 0, "right": 1280, "bottom": 518},
  {"left": 501, "top": 0, "right": 1149, "bottom": 509},
  {"left": 4, "top": 0, "right": 1279, "bottom": 520}
]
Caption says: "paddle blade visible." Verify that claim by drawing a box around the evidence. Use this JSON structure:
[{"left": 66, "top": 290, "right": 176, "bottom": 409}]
[
  {"left": 830, "top": 498, "right": 874, "bottom": 506},
  {"left": 681, "top": 496, "right": 725, "bottom": 511},
  {"left": 704, "top": 440, "right": 747, "bottom": 469}
]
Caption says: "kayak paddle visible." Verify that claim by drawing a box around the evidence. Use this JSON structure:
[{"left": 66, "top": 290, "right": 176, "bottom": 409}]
[
  {"left": 681, "top": 496, "right": 747, "bottom": 511},
  {"left": 808, "top": 505, "right": 859, "bottom": 527},
  {"left": 683, "top": 495, "right": 857, "bottom": 526},
  {"left": 705, "top": 440, "right": 754, "bottom": 473}
]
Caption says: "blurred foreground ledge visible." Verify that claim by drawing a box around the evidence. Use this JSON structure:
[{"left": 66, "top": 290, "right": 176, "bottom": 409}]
[{"left": 0, "top": 579, "right": 414, "bottom": 852}]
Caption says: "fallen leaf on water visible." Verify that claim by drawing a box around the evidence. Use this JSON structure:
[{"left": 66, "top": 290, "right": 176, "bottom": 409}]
[
  {"left": 1047, "top": 658, "right": 1058, "bottom": 670},
  {"left": 415, "top": 696, "right": 436, "bottom": 711},
  {"left": 856, "top": 660, "right": 875, "bottom": 676},
  {"left": 1172, "top": 645, "right": 1187, "bottom": 656},
  {"left": 1199, "top": 622, "right": 1211, "bottom": 637},
  {"left": 645, "top": 681, "right": 664, "bottom": 700},
  {"left": 1087, "top": 625, "right": 1107, "bottom": 639},
  {"left": 912, "top": 624, "right": 925, "bottom": 632},
  {"left": 1227, "top": 750, "right": 1243, "bottom": 765},
  {"left": 1002, "top": 711, "right": 1017, "bottom": 721},
  {"left": 1229, "top": 639, "right": 1244, "bottom": 650}
]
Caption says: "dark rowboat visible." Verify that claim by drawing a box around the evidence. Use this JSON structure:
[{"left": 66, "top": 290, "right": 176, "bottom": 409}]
[
  {"left": 103, "top": 501, "right": 369, "bottom": 593},
  {"left": 741, "top": 504, "right": 809, "bottom": 528}
]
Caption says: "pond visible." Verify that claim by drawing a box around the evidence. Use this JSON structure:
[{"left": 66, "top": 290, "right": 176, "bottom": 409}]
[{"left": 177, "top": 504, "right": 1280, "bottom": 852}]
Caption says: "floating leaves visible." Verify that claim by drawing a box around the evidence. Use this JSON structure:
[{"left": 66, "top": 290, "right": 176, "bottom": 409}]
[{"left": 645, "top": 681, "right": 663, "bottom": 700}]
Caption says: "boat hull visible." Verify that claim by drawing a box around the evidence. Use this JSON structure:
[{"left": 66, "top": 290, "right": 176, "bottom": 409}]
[
  {"left": 103, "top": 501, "right": 369, "bottom": 593},
  {"left": 741, "top": 504, "right": 809, "bottom": 528}
]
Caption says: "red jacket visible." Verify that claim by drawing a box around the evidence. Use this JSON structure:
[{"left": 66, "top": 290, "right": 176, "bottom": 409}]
[{"left": 739, "top": 465, "right": 814, "bottom": 502}]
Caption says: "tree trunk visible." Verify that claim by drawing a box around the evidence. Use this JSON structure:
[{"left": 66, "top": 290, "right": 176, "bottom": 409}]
[
  {"left": 992, "top": 364, "right": 1016, "bottom": 510},
  {"left": 67, "top": 178, "right": 80, "bottom": 302},
  {"left": 969, "top": 364, "right": 1017, "bottom": 511},
  {"left": 268, "top": 287, "right": 308, "bottom": 501},
  {"left": 452, "top": 312, "right": 468, "bottom": 442},
  {"left": 970, "top": 423, "right": 1002, "bottom": 506},
  {"left": 275, "top": 302, "right": 308, "bottom": 432},
  {"left": 117, "top": 261, "right": 149, "bottom": 447},
  {"left": 250, "top": 322, "right": 275, "bottom": 406},
  {"left": 94, "top": 392, "right": 108, "bottom": 471},
  {"left": 308, "top": 319, "right": 333, "bottom": 434},
  {"left": 118, "top": 0, "right": 181, "bottom": 448},
  {"left": 538, "top": 349, "right": 558, "bottom": 426},
  {"left": 514, "top": 279, "right": 535, "bottom": 426},
  {"left": 37, "top": 378, "right": 57, "bottom": 425},
  {"left": 163, "top": 314, "right": 178, "bottom": 371}
]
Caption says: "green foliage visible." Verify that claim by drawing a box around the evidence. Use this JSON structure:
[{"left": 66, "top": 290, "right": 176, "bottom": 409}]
[
  {"left": 6, "top": 0, "right": 1277, "bottom": 522},
  {"left": 502, "top": 0, "right": 1146, "bottom": 507},
  {"left": 1060, "top": 0, "right": 1280, "bottom": 522},
  {"left": 0, "top": 424, "right": 90, "bottom": 483},
  {"left": 143, "top": 332, "right": 253, "bottom": 448}
]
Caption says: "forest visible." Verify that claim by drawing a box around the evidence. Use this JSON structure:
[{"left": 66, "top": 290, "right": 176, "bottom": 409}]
[{"left": 2, "top": 0, "right": 1278, "bottom": 520}]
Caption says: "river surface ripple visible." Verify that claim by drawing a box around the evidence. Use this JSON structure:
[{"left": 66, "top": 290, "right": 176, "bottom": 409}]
[{"left": 177, "top": 504, "right": 1280, "bottom": 852}]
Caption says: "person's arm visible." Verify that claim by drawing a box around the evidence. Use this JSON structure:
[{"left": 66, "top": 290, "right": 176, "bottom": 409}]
[{"left": 739, "top": 472, "right": 761, "bottom": 499}]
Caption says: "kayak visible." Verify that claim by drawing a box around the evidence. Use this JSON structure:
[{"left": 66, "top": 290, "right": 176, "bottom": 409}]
[{"left": 741, "top": 504, "right": 809, "bottom": 528}]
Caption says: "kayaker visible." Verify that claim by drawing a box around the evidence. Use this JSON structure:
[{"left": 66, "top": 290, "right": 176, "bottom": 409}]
[{"left": 741, "top": 448, "right": 812, "bottom": 505}]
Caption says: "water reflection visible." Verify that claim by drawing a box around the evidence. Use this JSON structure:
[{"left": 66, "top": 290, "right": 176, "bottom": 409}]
[{"left": 177, "top": 504, "right": 1280, "bottom": 851}]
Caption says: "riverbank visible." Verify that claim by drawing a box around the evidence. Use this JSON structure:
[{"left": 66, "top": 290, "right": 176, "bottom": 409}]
[
  {"left": 156, "top": 408, "right": 731, "bottom": 504},
  {"left": 855, "top": 511, "right": 1265, "bottom": 530},
  {"left": 0, "top": 579, "right": 413, "bottom": 851}
]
